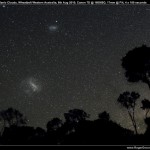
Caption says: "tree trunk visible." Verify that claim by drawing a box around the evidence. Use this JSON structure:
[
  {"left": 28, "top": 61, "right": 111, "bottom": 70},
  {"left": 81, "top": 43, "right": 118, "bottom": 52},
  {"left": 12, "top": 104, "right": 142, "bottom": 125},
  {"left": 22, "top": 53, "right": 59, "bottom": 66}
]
[
  {"left": 145, "top": 109, "right": 150, "bottom": 119},
  {"left": 0, "top": 120, "right": 6, "bottom": 136},
  {"left": 132, "top": 108, "right": 138, "bottom": 135},
  {"left": 133, "top": 119, "right": 138, "bottom": 135},
  {"left": 128, "top": 110, "right": 138, "bottom": 134}
]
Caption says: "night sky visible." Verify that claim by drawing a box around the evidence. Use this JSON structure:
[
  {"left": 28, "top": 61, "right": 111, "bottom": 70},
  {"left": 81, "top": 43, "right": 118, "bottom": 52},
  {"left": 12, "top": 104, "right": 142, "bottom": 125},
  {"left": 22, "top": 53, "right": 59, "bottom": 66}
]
[{"left": 0, "top": 4, "right": 150, "bottom": 133}]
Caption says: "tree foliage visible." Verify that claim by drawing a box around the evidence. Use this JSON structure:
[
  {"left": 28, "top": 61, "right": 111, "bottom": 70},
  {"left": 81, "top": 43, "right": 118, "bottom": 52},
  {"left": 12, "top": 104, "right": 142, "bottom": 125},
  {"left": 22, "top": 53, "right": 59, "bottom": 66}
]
[
  {"left": 64, "top": 109, "right": 90, "bottom": 124},
  {"left": 0, "top": 108, "right": 27, "bottom": 126},
  {"left": 117, "top": 91, "right": 140, "bottom": 134},
  {"left": 98, "top": 111, "right": 110, "bottom": 121},
  {"left": 122, "top": 45, "right": 150, "bottom": 88},
  {"left": 0, "top": 107, "right": 27, "bottom": 134},
  {"left": 141, "top": 99, "right": 150, "bottom": 118},
  {"left": 47, "top": 118, "right": 63, "bottom": 132}
]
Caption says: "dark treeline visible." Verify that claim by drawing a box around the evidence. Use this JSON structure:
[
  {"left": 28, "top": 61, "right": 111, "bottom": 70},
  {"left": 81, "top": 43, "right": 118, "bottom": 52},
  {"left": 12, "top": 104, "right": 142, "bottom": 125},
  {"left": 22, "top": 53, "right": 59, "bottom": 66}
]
[
  {"left": 0, "top": 107, "right": 150, "bottom": 145},
  {"left": 0, "top": 108, "right": 140, "bottom": 145},
  {"left": 1, "top": 45, "right": 150, "bottom": 145},
  {"left": 0, "top": 104, "right": 150, "bottom": 145}
]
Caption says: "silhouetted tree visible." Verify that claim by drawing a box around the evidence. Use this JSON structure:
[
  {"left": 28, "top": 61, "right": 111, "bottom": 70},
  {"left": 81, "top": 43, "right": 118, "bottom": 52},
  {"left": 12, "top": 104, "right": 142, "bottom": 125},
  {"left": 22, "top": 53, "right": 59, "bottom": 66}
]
[
  {"left": 64, "top": 109, "right": 90, "bottom": 124},
  {"left": 141, "top": 99, "right": 150, "bottom": 119},
  {"left": 63, "top": 109, "right": 90, "bottom": 135},
  {"left": 122, "top": 45, "right": 150, "bottom": 89},
  {"left": 47, "top": 118, "right": 63, "bottom": 132},
  {"left": 98, "top": 111, "right": 110, "bottom": 120},
  {"left": 0, "top": 108, "right": 27, "bottom": 135},
  {"left": 117, "top": 91, "right": 140, "bottom": 134}
]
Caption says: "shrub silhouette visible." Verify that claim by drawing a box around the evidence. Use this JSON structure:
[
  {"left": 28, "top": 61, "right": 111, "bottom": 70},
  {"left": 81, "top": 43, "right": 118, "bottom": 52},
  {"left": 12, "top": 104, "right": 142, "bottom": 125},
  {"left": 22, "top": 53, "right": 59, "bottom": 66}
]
[{"left": 98, "top": 111, "right": 110, "bottom": 120}]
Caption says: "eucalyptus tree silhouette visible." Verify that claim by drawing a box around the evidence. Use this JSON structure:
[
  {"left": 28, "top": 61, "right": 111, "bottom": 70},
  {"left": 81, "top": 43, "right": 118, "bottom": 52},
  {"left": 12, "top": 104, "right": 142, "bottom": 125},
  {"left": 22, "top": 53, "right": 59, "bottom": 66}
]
[
  {"left": 64, "top": 109, "right": 90, "bottom": 123},
  {"left": 63, "top": 109, "right": 90, "bottom": 135},
  {"left": 141, "top": 99, "right": 150, "bottom": 119},
  {"left": 0, "top": 107, "right": 27, "bottom": 135},
  {"left": 122, "top": 45, "right": 150, "bottom": 89},
  {"left": 117, "top": 91, "right": 140, "bottom": 134}
]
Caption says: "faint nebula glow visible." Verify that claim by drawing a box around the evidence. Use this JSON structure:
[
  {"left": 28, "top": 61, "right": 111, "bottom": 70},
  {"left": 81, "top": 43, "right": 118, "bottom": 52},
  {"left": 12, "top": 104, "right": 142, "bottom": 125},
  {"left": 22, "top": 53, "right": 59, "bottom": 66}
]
[
  {"left": 21, "top": 77, "right": 41, "bottom": 96},
  {"left": 48, "top": 25, "right": 58, "bottom": 32}
]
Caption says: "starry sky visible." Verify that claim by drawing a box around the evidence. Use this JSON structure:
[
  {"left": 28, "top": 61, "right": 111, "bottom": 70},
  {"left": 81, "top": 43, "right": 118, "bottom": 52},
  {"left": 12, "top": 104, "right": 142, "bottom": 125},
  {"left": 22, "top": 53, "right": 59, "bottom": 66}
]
[{"left": 0, "top": 4, "right": 150, "bottom": 133}]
